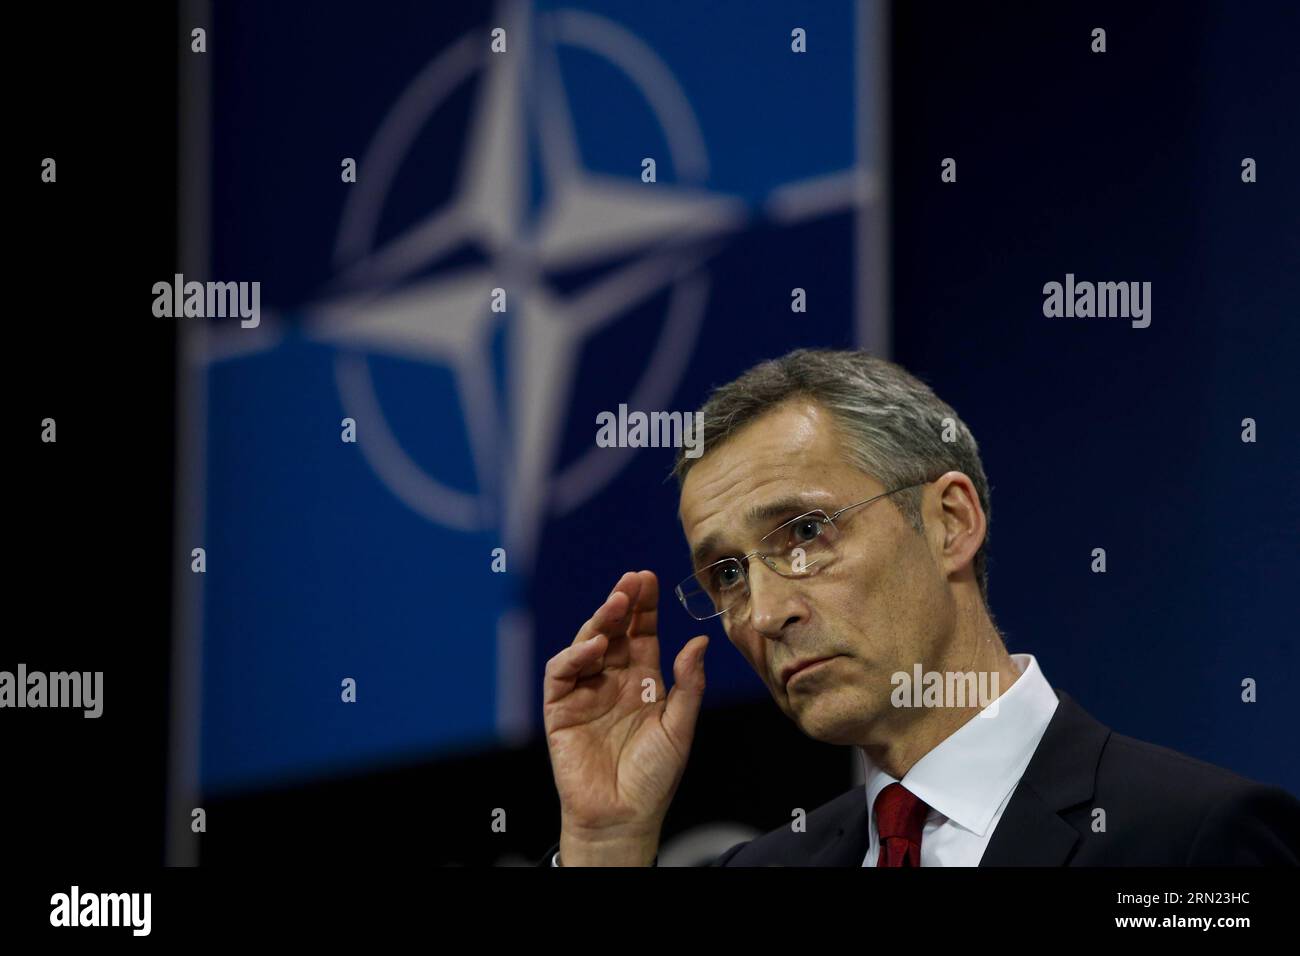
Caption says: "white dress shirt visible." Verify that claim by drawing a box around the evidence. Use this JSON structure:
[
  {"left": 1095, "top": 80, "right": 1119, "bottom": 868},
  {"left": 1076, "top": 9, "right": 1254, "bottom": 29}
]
[
  {"left": 552, "top": 652, "right": 1058, "bottom": 867},
  {"left": 860, "top": 652, "right": 1059, "bottom": 866}
]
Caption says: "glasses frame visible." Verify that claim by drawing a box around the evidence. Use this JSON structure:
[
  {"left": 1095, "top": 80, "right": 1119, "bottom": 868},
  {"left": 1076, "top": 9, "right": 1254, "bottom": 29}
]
[{"left": 674, "top": 481, "right": 931, "bottom": 621}]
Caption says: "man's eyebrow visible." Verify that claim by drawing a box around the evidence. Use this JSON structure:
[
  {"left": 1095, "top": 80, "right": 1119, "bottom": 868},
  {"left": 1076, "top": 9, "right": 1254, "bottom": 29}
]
[{"left": 689, "top": 495, "right": 825, "bottom": 569}]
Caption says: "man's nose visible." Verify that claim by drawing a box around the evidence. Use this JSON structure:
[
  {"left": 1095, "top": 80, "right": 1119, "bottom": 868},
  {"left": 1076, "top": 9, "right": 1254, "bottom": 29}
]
[{"left": 745, "top": 558, "right": 804, "bottom": 636}]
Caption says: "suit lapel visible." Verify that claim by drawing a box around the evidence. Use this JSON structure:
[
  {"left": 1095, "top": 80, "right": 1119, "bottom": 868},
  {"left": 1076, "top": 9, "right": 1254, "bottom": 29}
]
[
  {"left": 978, "top": 689, "right": 1111, "bottom": 866},
  {"left": 976, "top": 782, "right": 1084, "bottom": 866},
  {"left": 808, "top": 794, "right": 872, "bottom": 866}
]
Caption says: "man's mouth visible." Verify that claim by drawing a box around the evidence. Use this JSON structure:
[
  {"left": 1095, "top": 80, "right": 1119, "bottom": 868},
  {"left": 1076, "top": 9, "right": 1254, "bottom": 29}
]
[{"left": 781, "top": 655, "right": 842, "bottom": 687}]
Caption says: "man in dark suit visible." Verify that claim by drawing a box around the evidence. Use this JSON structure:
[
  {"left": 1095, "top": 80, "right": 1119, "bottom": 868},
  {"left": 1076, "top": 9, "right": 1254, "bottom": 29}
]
[{"left": 538, "top": 349, "right": 1300, "bottom": 866}]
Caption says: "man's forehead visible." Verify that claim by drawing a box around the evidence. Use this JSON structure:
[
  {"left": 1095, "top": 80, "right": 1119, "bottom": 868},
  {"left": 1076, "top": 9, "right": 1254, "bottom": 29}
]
[{"left": 676, "top": 400, "right": 838, "bottom": 519}]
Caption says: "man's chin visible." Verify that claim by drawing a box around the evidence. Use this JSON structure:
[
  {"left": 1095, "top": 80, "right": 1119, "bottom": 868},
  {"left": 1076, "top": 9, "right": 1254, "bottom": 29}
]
[{"left": 789, "top": 694, "right": 871, "bottom": 746}]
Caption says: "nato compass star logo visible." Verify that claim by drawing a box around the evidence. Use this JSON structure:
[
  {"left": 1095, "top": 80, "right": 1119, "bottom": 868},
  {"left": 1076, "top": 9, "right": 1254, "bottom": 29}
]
[{"left": 307, "top": 0, "right": 748, "bottom": 576}]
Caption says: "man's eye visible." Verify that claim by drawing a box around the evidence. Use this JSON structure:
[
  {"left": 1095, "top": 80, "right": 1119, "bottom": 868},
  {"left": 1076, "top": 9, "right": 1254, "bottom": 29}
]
[
  {"left": 792, "top": 518, "right": 824, "bottom": 543},
  {"left": 712, "top": 565, "right": 743, "bottom": 591}
]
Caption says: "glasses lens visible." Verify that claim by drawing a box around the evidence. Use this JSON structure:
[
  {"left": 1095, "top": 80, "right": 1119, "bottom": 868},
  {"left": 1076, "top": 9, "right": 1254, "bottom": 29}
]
[
  {"left": 761, "top": 511, "right": 834, "bottom": 574},
  {"left": 679, "top": 558, "right": 746, "bottom": 619}
]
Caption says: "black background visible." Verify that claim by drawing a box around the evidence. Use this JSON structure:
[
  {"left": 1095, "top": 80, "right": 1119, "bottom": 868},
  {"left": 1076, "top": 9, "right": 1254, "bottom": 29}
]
[{"left": 11, "top": 3, "right": 176, "bottom": 865}]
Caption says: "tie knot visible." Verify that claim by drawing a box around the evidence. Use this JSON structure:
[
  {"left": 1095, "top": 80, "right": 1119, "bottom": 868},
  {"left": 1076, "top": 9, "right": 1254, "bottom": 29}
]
[{"left": 874, "top": 782, "right": 929, "bottom": 843}]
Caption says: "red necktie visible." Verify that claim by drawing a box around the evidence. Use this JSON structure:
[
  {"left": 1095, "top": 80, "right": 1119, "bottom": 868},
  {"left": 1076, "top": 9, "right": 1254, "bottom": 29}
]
[{"left": 874, "top": 782, "right": 930, "bottom": 867}]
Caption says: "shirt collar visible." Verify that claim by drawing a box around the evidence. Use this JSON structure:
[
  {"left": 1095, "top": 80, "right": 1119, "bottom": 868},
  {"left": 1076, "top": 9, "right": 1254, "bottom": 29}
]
[{"left": 859, "top": 653, "right": 1059, "bottom": 837}]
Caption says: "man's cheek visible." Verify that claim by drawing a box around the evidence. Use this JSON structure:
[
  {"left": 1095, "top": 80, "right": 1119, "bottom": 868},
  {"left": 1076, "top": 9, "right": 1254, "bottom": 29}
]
[{"left": 736, "top": 637, "right": 763, "bottom": 674}]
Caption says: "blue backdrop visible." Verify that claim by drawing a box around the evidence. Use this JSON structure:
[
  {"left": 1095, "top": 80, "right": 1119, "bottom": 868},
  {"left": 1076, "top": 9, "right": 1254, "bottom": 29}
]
[{"left": 194, "top": 0, "right": 878, "bottom": 793}]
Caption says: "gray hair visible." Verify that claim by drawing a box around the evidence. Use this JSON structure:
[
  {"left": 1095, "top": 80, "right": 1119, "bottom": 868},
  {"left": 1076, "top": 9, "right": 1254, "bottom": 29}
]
[{"left": 671, "top": 348, "right": 993, "bottom": 608}]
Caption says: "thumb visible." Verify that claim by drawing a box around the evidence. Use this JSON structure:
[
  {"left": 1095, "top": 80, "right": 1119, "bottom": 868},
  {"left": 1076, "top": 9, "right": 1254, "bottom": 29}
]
[{"left": 662, "top": 635, "right": 708, "bottom": 748}]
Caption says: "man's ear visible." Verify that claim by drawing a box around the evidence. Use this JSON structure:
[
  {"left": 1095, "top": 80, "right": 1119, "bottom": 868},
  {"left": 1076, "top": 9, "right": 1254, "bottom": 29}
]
[{"left": 930, "top": 471, "right": 985, "bottom": 580}]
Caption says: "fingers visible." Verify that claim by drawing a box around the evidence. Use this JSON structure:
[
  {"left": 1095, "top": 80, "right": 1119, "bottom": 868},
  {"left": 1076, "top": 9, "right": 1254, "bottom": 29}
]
[
  {"left": 543, "top": 633, "right": 609, "bottom": 705},
  {"left": 626, "top": 570, "right": 663, "bottom": 671},
  {"left": 626, "top": 570, "right": 659, "bottom": 638},
  {"left": 549, "top": 570, "right": 666, "bottom": 704},
  {"left": 662, "top": 634, "right": 709, "bottom": 751},
  {"left": 571, "top": 571, "right": 641, "bottom": 648}
]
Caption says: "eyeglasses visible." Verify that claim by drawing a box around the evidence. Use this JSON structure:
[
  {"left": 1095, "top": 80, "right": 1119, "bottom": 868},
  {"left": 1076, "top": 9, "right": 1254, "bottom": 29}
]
[{"left": 674, "top": 482, "right": 930, "bottom": 621}]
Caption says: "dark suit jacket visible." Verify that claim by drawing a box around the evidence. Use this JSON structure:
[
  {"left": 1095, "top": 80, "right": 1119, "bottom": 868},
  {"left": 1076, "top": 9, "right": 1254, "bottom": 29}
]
[{"left": 538, "top": 689, "right": 1300, "bottom": 866}]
